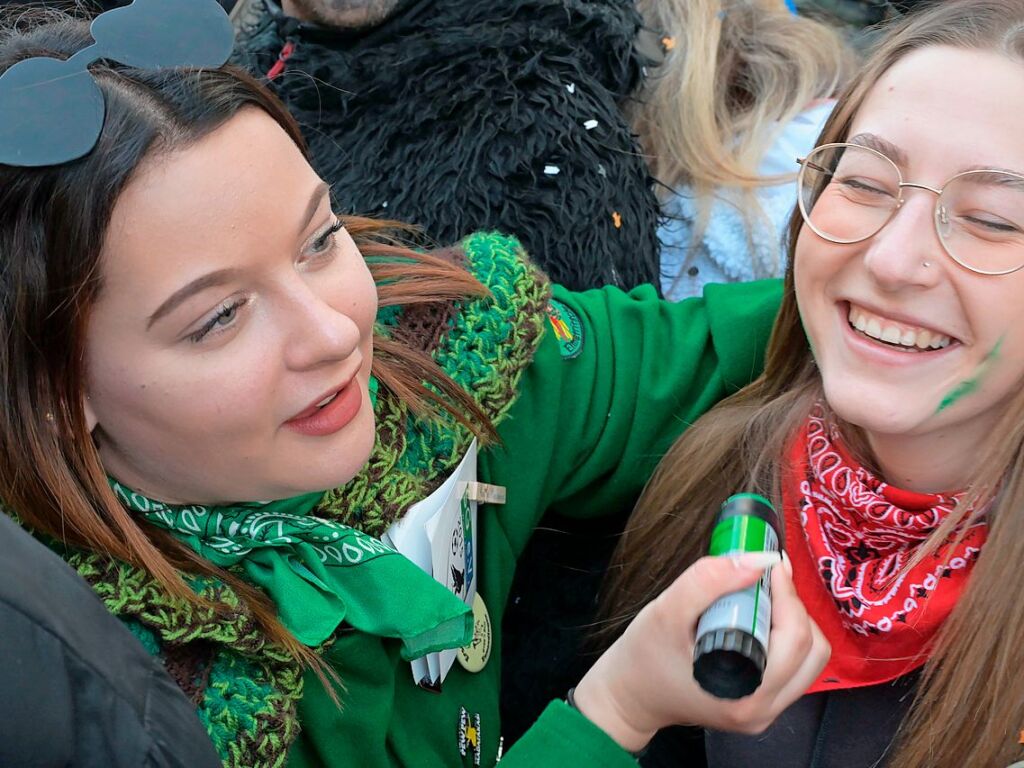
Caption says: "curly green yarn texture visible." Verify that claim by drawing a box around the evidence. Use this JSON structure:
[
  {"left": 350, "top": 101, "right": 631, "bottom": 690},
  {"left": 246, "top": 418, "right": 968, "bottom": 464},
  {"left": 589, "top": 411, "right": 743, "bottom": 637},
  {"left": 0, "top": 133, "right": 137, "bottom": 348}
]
[
  {"left": 33, "top": 233, "right": 550, "bottom": 768},
  {"left": 68, "top": 553, "right": 304, "bottom": 768},
  {"left": 201, "top": 651, "right": 301, "bottom": 768},
  {"left": 318, "top": 232, "right": 550, "bottom": 535}
]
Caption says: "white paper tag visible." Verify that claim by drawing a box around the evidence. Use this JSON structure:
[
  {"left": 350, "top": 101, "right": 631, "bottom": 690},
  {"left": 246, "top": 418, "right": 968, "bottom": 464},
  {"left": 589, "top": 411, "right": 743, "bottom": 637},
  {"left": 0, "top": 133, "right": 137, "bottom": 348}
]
[{"left": 385, "top": 439, "right": 480, "bottom": 689}]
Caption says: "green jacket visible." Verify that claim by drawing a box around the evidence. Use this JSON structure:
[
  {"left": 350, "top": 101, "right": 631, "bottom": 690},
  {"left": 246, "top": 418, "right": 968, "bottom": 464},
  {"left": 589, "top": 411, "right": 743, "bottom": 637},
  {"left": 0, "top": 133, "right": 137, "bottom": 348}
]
[
  {"left": 292, "top": 234, "right": 782, "bottom": 767},
  {"left": 49, "top": 233, "right": 781, "bottom": 768}
]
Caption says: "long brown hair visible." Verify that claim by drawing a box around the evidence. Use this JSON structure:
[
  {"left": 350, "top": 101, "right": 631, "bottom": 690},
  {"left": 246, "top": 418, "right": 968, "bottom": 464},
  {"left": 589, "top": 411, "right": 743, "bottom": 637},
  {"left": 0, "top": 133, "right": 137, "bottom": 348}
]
[
  {"left": 601, "top": 2, "right": 1024, "bottom": 765},
  {"left": 633, "top": 0, "right": 853, "bottom": 285},
  {"left": 0, "top": 15, "right": 492, "bottom": 676}
]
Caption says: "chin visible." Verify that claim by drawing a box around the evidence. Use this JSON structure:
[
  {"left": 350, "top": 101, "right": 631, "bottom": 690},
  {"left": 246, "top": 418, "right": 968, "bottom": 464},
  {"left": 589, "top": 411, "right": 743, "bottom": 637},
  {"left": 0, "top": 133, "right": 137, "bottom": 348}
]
[
  {"left": 269, "top": 408, "right": 378, "bottom": 499},
  {"left": 315, "top": 410, "right": 378, "bottom": 490},
  {"left": 822, "top": 381, "right": 928, "bottom": 438}
]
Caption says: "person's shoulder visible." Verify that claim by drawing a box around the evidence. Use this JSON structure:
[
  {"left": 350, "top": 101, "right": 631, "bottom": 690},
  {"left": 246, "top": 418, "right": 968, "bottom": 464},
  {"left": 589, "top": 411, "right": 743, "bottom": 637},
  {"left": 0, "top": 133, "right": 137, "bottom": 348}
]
[
  {"left": 0, "top": 511, "right": 98, "bottom": 624},
  {"left": 437, "top": 232, "right": 551, "bottom": 419},
  {"left": 457, "top": 231, "right": 547, "bottom": 303},
  {"left": 373, "top": 231, "right": 551, "bottom": 425},
  {"left": 0, "top": 513, "right": 221, "bottom": 767}
]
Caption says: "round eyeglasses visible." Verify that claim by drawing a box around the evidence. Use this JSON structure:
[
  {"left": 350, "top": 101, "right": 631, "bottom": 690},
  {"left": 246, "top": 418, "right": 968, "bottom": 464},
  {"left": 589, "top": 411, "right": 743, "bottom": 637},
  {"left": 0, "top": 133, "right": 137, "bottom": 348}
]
[{"left": 796, "top": 142, "right": 1024, "bottom": 276}]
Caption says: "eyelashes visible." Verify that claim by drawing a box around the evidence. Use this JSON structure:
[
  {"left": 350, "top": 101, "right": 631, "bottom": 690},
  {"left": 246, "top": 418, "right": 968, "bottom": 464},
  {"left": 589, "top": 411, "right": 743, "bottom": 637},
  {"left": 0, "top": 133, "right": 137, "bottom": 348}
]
[
  {"left": 188, "top": 297, "right": 248, "bottom": 343},
  {"left": 309, "top": 219, "right": 344, "bottom": 256}
]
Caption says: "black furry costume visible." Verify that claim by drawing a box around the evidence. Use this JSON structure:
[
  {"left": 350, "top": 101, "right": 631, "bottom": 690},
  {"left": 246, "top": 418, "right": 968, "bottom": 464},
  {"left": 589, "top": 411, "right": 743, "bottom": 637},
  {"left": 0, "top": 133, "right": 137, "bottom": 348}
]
[{"left": 230, "top": 0, "right": 661, "bottom": 292}]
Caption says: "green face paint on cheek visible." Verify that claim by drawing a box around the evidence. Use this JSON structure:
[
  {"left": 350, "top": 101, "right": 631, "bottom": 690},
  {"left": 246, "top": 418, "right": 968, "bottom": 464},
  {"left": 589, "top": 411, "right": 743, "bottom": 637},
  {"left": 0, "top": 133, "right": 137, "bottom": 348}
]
[
  {"left": 936, "top": 378, "right": 980, "bottom": 414},
  {"left": 935, "top": 337, "right": 1004, "bottom": 414}
]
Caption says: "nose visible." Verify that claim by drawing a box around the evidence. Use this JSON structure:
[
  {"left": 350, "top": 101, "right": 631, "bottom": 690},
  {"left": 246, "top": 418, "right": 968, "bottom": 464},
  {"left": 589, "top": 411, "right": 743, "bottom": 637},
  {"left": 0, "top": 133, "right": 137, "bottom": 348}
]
[
  {"left": 861, "top": 191, "right": 944, "bottom": 292},
  {"left": 281, "top": 281, "right": 362, "bottom": 372}
]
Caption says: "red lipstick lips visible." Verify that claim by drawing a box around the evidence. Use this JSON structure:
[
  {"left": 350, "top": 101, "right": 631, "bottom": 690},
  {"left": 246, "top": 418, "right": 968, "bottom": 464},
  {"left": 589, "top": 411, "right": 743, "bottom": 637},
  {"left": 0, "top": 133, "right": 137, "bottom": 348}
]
[{"left": 285, "top": 377, "right": 363, "bottom": 437}]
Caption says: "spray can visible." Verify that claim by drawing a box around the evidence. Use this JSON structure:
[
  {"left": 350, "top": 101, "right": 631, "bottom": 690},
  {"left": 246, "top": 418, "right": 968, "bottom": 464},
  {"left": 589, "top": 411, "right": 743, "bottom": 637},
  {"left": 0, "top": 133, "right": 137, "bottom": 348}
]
[{"left": 693, "top": 493, "right": 781, "bottom": 699}]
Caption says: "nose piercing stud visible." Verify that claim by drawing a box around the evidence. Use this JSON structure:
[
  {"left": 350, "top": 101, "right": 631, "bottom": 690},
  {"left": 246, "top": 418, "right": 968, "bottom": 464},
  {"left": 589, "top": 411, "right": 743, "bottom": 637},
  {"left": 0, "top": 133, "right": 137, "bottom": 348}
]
[{"left": 923, "top": 261, "right": 932, "bottom": 268}]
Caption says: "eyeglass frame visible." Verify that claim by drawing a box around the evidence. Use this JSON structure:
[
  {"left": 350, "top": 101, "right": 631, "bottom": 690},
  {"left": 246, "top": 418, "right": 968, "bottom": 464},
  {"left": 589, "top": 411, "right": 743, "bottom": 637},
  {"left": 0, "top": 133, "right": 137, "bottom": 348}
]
[{"left": 795, "top": 141, "right": 1024, "bottom": 277}]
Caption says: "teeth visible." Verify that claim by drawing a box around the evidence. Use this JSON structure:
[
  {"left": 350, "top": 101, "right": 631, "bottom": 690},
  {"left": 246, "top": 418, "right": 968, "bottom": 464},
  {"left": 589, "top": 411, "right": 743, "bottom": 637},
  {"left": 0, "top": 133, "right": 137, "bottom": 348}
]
[
  {"left": 316, "top": 393, "right": 337, "bottom": 408},
  {"left": 847, "top": 304, "right": 952, "bottom": 351},
  {"left": 881, "top": 326, "right": 901, "bottom": 344}
]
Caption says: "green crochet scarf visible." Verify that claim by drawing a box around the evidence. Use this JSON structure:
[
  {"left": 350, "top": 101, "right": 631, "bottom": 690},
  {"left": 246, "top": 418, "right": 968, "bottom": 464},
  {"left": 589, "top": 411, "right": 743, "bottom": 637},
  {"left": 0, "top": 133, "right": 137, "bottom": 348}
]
[{"left": 56, "top": 233, "right": 550, "bottom": 768}]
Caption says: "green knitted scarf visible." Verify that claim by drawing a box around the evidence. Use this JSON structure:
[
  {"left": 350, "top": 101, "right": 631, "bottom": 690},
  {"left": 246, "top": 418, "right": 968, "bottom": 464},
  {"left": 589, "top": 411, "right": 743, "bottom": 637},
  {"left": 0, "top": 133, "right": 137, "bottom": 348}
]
[{"left": 52, "top": 233, "right": 550, "bottom": 768}]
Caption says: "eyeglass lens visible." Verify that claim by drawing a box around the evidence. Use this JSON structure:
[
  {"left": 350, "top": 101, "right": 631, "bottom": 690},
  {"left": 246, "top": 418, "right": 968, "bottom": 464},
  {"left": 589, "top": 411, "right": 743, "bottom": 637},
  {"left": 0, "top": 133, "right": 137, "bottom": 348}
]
[{"left": 798, "top": 144, "right": 1024, "bottom": 274}]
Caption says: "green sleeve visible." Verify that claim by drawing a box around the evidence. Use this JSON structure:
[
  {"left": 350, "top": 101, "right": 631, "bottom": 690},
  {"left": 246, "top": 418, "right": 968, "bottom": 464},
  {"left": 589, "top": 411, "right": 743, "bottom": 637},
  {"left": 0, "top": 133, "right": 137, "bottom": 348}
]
[
  {"left": 480, "top": 279, "right": 782, "bottom": 555},
  {"left": 498, "top": 701, "right": 638, "bottom": 767}
]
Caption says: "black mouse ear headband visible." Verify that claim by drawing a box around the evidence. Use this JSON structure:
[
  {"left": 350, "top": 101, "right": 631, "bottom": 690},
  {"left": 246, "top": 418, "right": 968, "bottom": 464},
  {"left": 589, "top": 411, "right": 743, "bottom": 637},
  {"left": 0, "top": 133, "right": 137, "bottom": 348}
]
[{"left": 0, "top": 0, "right": 235, "bottom": 168}]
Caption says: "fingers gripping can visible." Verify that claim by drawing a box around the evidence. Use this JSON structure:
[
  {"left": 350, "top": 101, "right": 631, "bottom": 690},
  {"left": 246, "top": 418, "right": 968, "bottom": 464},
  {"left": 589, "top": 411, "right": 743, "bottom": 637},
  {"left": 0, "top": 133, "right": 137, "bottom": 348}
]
[{"left": 693, "top": 494, "right": 781, "bottom": 699}]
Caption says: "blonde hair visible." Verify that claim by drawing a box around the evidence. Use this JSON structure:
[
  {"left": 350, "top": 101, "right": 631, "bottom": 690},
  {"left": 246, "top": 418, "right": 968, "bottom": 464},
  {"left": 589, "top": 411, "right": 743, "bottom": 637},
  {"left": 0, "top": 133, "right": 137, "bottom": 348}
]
[
  {"left": 601, "top": 2, "right": 1024, "bottom": 765},
  {"left": 633, "top": 0, "right": 853, "bottom": 283}
]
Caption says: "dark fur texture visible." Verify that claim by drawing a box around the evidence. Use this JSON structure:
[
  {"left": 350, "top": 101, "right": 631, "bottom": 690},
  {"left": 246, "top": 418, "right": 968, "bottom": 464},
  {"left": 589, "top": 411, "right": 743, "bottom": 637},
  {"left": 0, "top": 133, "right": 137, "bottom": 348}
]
[{"left": 232, "top": 0, "right": 662, "bottom": 292}]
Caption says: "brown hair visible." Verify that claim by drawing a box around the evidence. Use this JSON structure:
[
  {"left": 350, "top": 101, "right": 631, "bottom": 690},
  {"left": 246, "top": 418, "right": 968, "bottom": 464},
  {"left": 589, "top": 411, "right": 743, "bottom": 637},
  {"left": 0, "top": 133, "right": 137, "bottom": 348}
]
[
  {"left": 600, "top": 2, "right": 1024, "bottom": 765},
  {"left": 0, "top": 15, "right": 492, "bottom": 677},
  {"left": 633, "top": 0, "right": 853, "bottom": 286}
]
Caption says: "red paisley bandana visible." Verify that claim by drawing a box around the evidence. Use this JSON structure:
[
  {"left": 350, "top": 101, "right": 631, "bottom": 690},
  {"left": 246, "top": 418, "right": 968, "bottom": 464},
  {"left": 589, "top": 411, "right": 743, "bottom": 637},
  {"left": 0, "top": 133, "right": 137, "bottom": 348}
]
[{"left": 783, "top": 408, "right": 987, "bottom": 693}]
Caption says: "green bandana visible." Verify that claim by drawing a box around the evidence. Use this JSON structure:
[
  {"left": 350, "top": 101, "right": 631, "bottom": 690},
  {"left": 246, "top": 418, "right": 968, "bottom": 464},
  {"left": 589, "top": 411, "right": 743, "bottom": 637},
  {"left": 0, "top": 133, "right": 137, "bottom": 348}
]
[{"left": 111, "top": 480, "right": 471, "bottom": 657}]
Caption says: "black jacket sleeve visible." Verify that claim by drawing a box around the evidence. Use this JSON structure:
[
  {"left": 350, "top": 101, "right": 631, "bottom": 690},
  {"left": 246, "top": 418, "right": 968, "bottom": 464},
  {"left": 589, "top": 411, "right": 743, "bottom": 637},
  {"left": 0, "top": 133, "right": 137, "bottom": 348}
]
[{"left": 0, "top": 512, "right": 220, "bottom": 768}]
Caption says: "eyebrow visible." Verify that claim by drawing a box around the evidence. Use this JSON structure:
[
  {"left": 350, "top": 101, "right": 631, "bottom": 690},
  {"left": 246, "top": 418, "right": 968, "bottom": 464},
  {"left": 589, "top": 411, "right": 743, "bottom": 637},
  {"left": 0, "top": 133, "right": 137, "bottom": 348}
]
[
  {"left": 299, "top": 181, "right": 331, "bottom": 235},
  {"left": 847, "top": 133, "right": 909, "bottom": 166},
  {"left": 951, "top": 169, "right": 1024, "bottom": 195},
  {"left": 960, "top": 165, "right": 1024, "bottom": 178},
  {"left": 147, "top": 182, "right": 333, "bottom": 330},
  {"left": 147, "top": 268, "right": 240, "bottom": 329},
  {"left": 846, "top": 134, "right": 1024, "bottom": 181}
]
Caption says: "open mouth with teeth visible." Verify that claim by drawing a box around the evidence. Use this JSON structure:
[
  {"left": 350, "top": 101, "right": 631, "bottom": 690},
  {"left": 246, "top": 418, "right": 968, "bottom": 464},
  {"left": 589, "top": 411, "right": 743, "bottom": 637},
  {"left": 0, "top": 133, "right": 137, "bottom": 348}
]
[
  {"left": 847, "top": 303, "right": 956, "bottom": 352},
  {"left": 316, "top": 392, "right": 339, "bottom": 409}
]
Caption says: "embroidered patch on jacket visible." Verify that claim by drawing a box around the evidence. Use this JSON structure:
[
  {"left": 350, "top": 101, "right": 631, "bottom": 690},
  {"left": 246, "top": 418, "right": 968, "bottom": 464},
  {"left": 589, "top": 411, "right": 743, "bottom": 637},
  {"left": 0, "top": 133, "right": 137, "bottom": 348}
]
[{"left": 546, "top": 299, "right": 583, "bottom": 359}]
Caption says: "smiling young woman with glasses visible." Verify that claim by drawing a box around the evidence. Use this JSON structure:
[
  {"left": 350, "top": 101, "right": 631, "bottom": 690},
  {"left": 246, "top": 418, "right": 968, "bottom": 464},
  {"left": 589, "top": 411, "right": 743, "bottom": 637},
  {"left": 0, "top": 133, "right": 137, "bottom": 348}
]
[{"left": 597, "top": 2, "right": 1024, "bottom": 767}]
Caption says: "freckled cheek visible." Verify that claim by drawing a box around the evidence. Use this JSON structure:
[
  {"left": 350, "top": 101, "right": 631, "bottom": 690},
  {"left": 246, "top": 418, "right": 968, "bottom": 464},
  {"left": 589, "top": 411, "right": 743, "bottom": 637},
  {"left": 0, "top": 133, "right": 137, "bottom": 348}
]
[
  {"left": 964, "top": 287, "right": 1024, "bottom": 352},
  {"left": 353, "top": 295, "right": 377, "bottom": 337},
  {"left": 948, "top": 289, "right": 1024, "bottom": 409},
  {"left": 794, "top": 243, "right": 826, "bottom": 325},
  {"left": 186, "top": 363, "right": 279, "bottom": 424},
  {"left": 104, "top": 365, "right": 277, "bottom": 442},
  {"left": 330, "top": 269, "right": 378, "bottom": 341},
  {"left": 797, "top": 232, "right": 855, "bottom": 313},
  {"left": 794, "top": 232, "right": 845, "bottom": 286},
  {"left": 987, "top": 331, "right": 1024, "bottom": 388},
  {"left": 89, "top": 368, "right": 152, "bottom": 419},
  {"left": 793, "top": 234, "right": 824, "bottom": 303}
]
